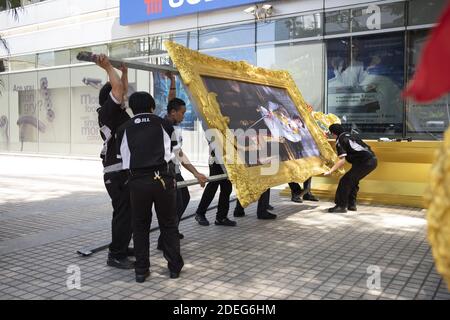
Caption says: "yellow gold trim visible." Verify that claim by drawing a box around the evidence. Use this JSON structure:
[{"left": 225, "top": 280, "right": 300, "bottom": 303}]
[
  {"left": 426, "top": 127, "right": 450, "bottom": 290},
  {"left": 165, "top": 41, "right": 341, "bottom": 206},
  {"left": 281, "top": 139, "right": 441, "bottom": 209}
]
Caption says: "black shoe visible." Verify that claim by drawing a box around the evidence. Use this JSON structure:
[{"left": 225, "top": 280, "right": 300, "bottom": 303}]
[
  {"left": 170, "top": 271, "right": 180, "bottom": 279},
  {"left": 135, "top": 271, "right": 150, "bottom": 283},
  {"left": 347, "top": 205, "right": 357, "bottom": 211},
  {"left": 267, "top": 204, "right": 275, "bottom": 211},
  {"left": 257, "top": 211, "right": 277, "bottom": 220},
  {"left": 233, "top": 209, "right": 245, "bottom": 217},
  {"left": 126, "top": 247, "right": 134, "bottom": 257},
  {"left": 303, "top": 193, "right": 319, "bottom": 201},
  {"left": 195, "top": 214, "right": 209, "bottom": 226},
  {"left": 328, "top": 205, "right": 347, "bottom": 213},
  {"left": 178, "top": 232, "right": 184, "bottom": 239},
  {"left": 107, "top": 257, "right": 135, "bottom": 269},
  {"left": 291, "top": 194, "right": 303, "bottom": 203},
  {"left": 215, "top": 217, "right": 237, "bottom": 226}
]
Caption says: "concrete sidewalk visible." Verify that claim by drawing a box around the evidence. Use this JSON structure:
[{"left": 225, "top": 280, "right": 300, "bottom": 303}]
[{"left": 0, "top": 154, "right": 449, "bottom": 300}]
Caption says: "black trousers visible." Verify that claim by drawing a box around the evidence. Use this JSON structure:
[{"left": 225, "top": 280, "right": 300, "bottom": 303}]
[
  {"left": 196, "top": 163, "right": 232, "bottom": 220},
  {"left": 235, "top": 189, "right": 271, "bottom": 216},
  {"left": 288, "top": 178, "right": 312, "bottom": 195},
  {"left": 104, "top": 170, "right": 132, "bottom": 260},
  {"left": 335, "top": 157, "right": 378, "bottom": 207},
  {"left": 128, "top": 173, "right": 184, "bottom": 275},
  {"left": 158, "top": 173, "right": 190, "bottom": 247},
  {"left": 175, "top": 173, "right": 190, "bottom": 221}
]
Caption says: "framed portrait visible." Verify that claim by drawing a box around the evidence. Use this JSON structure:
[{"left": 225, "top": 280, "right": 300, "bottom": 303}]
[{"left": 166, "top": 41, "right": 340, "bottom": 207}]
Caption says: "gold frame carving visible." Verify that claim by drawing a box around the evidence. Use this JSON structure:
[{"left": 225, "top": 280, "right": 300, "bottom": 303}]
[{"left": 165, "top": 41, "right": 340, "bottom": 207}]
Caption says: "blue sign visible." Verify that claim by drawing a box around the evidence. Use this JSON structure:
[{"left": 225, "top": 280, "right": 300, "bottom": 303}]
[{"left": 120, "top": 0, "right": 268, "bottom": 25}]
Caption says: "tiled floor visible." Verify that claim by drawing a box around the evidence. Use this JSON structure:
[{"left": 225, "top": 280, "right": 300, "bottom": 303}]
[{"left": 0, "top": 154, "right": 449, "bottom": 300}]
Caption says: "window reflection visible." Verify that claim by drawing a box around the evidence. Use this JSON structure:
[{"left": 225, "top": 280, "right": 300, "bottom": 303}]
[
  {"left": 406, "top": 30, "right": 449, "bottom": 139},
  {"left": 257, "top": 13, "right": 322, "bottom": 43},
  {"left": 326, "top": 33, "right": 405, "bottom": 137},
  {"left": 199, "top": 23, "right": 255, "bottom": 50}
]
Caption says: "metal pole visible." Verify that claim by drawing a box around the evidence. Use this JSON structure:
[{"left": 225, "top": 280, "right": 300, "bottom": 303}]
[
  {"left": 77, "top": 173, "right": 230, "bottom": 256},
  {"left": 176, "top": 173, "right": 228, "bottom": 188},
  {"left": 76, "top": 51, "right": 179, "bottom": 74},
  {"left": 109, "top": 59, "right": 179, "bottom": 74}
]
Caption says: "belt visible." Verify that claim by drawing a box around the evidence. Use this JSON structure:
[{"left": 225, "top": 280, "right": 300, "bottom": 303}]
[
  {"left": 128, "top": 164, "right": 172, "bottom": 177},
  {"left": 128, "top": 165, "right": 174, "bottom": 190}
]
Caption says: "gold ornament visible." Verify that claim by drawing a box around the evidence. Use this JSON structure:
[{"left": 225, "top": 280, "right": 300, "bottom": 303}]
[
  {"left": 165, "top": 41, "right": 341, "bottom": 207},
  {"left": 426, "top": 127, "right": 450, "bottom": 290}
]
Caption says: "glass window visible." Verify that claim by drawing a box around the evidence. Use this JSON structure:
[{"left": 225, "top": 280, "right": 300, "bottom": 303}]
[
  {"left": 408, "top": 0, "right": 448, "bottom": 26},
  {"left": 109, "top": 38, "right": 150, "bottom": 60},
  {"left": 406, "top": 29, "right": 449, "bottom": 140},
  {"left": 257, "top": 41, "right": 324, "bottom": 111},
  {"left": 200, "top": 46, "right": 256, "bottom": 65},
  {"left": 351, "top": 2, "right": 405, "bottom": 33},
  {"left": 0, "top": 74, "right": 10, "bottom": 151},
  {"left": 167, "top": 31, "right": 198, "bottom": 50},
  {"left": 9, "top": 54, "right": 36, "bottom": 71},
  {"left": 325, "top": 9, "right": 351, "bottom": 35},
  {"left": 0, "top": 58, "right": 9, "bottom": 73},
  {"left": 326, "top": 33, "right": 405, "bottom": 138},
  {"left": 70, "top": 45, "right": 107, "bottom": 64},
  {"left": 37, "top": 68, "right": 71, "bottom": 153},
  {"left": 37, "top": 50, "right": 70, "bottom": 68},
  {"left": 70, "top": 65, "right": 107, "bottom": 155},
  {"left": 148, "top": 31, "right": 198, "bottom": 57},
  {"left": 257, "top": 13, "right": 323, "bottom": 43},
  {"left": 8, "top": 72, "right": 39, "bottom": 152},
  {"left": 21, "top": 0, "right": 47, "bottom": 6},
  {"left": 199, "top": 23, "right": 255, "bottom": 50}
]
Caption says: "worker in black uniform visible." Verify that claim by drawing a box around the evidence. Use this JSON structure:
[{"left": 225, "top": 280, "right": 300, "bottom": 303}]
[
  {"left": 116, "top": 91, "right": 184, "bottom": 282},
  {"left": 158, "top": 73, "right": 207, "bottom": 247},
  {"left": 96, "top": 54, "right": 133, "bottom": 270},
  {"left": 194, "top": 150, "right": 237, "bottom": 227},
  {"left": 288, "top": 178, "right": 319, "bottom": 203},
  {"left": 325, "top": 124, "right": 377, "bottom": 213},
  {"left": 233, "top": 189, "right": 276, "bottom": 219}
]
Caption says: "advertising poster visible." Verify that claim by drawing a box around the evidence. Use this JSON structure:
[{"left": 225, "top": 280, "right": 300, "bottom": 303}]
[
  {"left": 153, "top": 72, "right": 197, "bottom": 130},
  {"left": 327, "top": 33, "right": 404, "bottom": 134},
  {"left": 17, "top": 87, "right": 39, "bottom": 143},
  {"left": 71, "top": 86, "right": 102, "bottom": 144}
]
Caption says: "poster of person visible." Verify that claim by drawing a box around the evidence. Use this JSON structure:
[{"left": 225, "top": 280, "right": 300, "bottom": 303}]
[
  {"left": 327, "top": 33, "right": 404, "bottom": 134},
  {"left": 153, "top": 72, "right": 197, "bottom": 130},
  {"left": 201, "top": 76, "right": 321, "bottom": 165}
]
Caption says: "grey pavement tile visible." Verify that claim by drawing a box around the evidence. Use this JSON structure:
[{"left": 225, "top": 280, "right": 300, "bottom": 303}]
[
  {"left": 0, "top": 167, "right": 443, "bottom": 301},
  {"left": 434, "top": 294, "right": 450, "bottom": 300}
]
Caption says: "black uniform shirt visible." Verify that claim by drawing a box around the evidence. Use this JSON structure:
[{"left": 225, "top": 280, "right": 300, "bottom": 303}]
[
  {"left": 116, "top": 113, "right": 177, "bottom": 170},
  {"left": 97, "top": 92, "right": 130, "bottom": 172},
  {"left": 335, "top": 132, "right": 376, "bottom": 164}
]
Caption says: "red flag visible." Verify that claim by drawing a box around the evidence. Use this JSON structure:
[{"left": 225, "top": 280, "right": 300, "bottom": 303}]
[{"left": 403, "top": 2, "right": 450, "bottom": 103}]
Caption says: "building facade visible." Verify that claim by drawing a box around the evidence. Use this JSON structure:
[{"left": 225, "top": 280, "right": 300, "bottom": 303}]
[{"left": 0, "top": 0, "right": 448, "bottom": 161}]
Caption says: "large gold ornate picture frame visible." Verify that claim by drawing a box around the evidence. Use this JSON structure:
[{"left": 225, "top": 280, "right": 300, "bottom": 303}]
[{"left": 165, "top": 41, "right": 340, "bottom": 207}]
